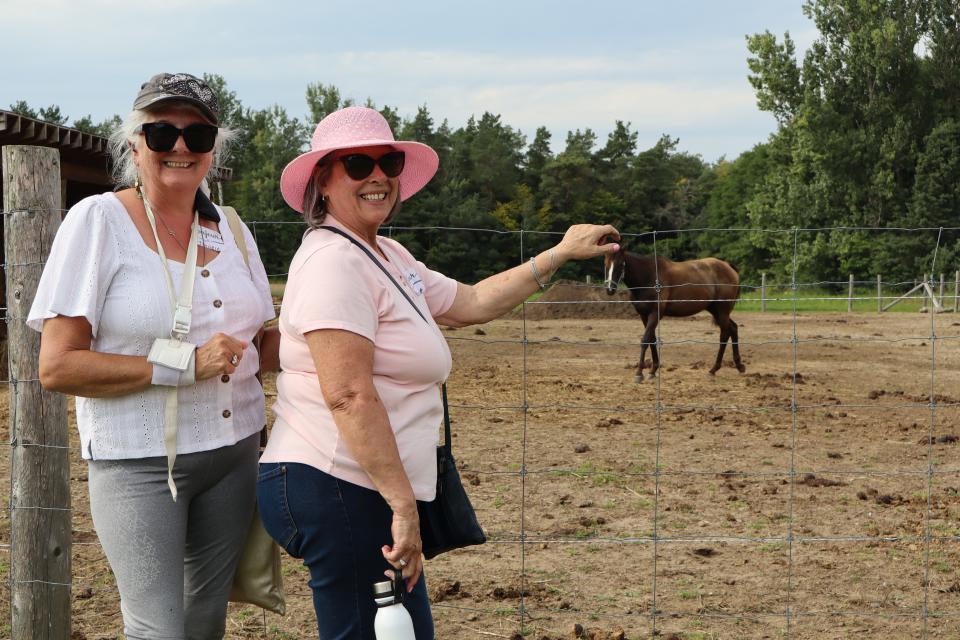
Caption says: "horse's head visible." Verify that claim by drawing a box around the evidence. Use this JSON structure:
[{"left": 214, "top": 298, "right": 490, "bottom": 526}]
[{"left": 604, "top": 242, "right": 626, "bottom": 295}]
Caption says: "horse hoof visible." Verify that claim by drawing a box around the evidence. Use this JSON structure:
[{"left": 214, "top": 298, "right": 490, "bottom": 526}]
[
  {"left": 737, "top": 365, "right": 746, "bottom": 373},
  {"left": 634, "top": 374, "right": 645, "bottom": 383},
  {"left": 708, "top": 369, "right": 718, "bottom": 376}
]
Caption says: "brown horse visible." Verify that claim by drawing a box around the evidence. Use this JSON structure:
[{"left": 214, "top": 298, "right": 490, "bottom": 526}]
[{"left": 604, "top": 248, "right": 745, "bottom": 381}]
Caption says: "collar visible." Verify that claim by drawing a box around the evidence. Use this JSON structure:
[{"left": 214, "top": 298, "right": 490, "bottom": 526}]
[{"left": 194, "top": 189, "right": 221, "bottom": 222}]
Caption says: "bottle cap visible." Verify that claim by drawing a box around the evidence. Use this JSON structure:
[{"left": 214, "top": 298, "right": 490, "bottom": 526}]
[
  {"left": 372, "top": 568, "right": 404, "bottom": 606},
  {"left": 372, "top": 580, "right": 394, "bottom": 597}
]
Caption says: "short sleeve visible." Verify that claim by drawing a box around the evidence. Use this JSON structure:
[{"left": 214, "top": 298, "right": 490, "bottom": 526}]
[
  {"left": 379, "top": 237, "right": 458, "bottom": 318},
  {"left": 27, "top": 195, "right": 121, "bottom": 335},
  {"left": 284, "top": 240, "right": 382, "bottom": 341},
  {"left": 417, "top": 260, "right": 458, "bottom": 317}
]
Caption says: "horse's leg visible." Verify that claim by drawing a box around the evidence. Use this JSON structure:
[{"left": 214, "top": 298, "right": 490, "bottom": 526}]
[
  {"left": 636, "top": 315, "right": 648, "bottom": 382},
  {"left": 730, "top": 318, "right": 746, "bottom": 373},
  {"left": 636, "top": 315, "right": 658, "bottom": 383},
  {"left": 648, "top": 317, "right": 661, "bottom": 378},
  {"left": 709, "top": 315, "right": 730, "bottom": 375}
]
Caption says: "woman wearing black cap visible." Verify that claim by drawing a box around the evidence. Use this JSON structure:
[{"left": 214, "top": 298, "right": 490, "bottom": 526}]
[{"left": 27, "top": 73, "right": 277, "bottom": 639}]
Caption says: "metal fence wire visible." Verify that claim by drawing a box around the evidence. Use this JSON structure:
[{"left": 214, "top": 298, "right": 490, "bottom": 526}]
[{"left": 3, "top": 214, "right": 960, "bottom": 639}]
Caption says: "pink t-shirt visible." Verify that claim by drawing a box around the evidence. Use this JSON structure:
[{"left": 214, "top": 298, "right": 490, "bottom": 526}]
[{"left": 261, "top": 215, "right": 458, "bottom": 500}]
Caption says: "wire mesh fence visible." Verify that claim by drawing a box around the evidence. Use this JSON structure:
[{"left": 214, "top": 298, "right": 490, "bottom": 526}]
[{"left": 3, "top": 214, "right": 960, "bottom": 639}]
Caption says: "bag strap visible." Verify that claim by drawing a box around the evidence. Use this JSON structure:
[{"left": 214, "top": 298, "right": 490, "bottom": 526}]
[
  {"left": 318, "top": 226, "right": 452, "bottom": 453},
  {"left": 222, "top": 205, "right": 252, "bottom": 276}
]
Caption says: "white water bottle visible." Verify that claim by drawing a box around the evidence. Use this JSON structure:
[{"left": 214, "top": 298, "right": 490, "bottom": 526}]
[{"left": 373, "top": 570, "right": 415, "bottom": 640}]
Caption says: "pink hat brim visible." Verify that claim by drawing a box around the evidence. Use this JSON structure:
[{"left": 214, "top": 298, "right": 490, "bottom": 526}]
[{"left": 280, "top": 139, "right": 439, "bottom": 213}]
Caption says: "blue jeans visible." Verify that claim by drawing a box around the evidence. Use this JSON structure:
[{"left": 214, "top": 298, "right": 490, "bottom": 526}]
[{"left": 257, "top": 462, "right": 434, "bottom": 639}]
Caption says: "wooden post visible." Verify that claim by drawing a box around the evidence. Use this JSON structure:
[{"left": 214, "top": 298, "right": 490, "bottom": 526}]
[
  {"left": 761, "top": 272, "right": 767, "bottom": 312},
  {"left": 921, "top": 275, "right": 928, "bottom": 312},
  {"left": 877, "top": 274, "right": 882, "bottom": 313},
  {"left": 848, "top": 274, "right": 854, "bottom": 312},
  {"left": 954, "top": 270, "right": 959, "bottom": 313},
  {"left": 3, "top": 146, "right": 70, "bottom": 640},
  {"left": 585, "top": 274, "right": 591, "bottom": 285},
  {"left": 939, "top": 273, "right": 945, "bottom": 309}
]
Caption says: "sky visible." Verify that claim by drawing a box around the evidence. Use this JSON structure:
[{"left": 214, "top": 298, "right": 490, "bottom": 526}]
[{"left": 1, "top": 0, "right": 818, "bottom": 163}]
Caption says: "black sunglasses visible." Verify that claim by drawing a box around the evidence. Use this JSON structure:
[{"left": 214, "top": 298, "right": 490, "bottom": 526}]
[
  {"left": 138, "top": 122, "right": 219, "bottom": 153},
  {"left": 339, "top": 151, "right": 405, "bottom": 181}
]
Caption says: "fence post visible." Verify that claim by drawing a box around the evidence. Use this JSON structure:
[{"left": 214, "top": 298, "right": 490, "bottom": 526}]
[
  {"left": 3, "top": 146, "right": 70, "bottom": 640},
  {"left": 585, "top": 274, "right": 591, "bottom": 285},
  {"left": 939, "top": 273, "right": 945, "bottom": 308},
  {"left": 921, "top": 275, "right": 928, "bottom": 312},
  {"left": 877, "top": 274, "right": 882, "bottom": 313},
  {"left": 955, "top": 270, "right": 959, "bottom": 313},
  {"left": 761, "top": 272, "right": 766, "bottom": 312},
  {"left": 848, "top": 274, "right": 854, "bottom": 312}
]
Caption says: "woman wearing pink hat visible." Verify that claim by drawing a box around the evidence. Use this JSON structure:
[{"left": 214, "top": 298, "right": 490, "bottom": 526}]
[{"left": 257, "top": 106, "right": 620, "bottom": 638}]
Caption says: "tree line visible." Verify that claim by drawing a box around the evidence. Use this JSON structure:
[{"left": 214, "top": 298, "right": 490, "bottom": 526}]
[{"left": 11, "top": 0, "right": 960, "bottom": 287}]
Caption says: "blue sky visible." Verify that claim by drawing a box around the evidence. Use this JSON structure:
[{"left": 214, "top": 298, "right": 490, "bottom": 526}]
[{"left": 1, "top": 0, "right": 817, "bottom": 162}]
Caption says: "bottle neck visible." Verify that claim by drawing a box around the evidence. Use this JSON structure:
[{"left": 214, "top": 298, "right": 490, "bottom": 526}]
[{"left": 375, "top": 595, "right": 401, "bottom": 608}]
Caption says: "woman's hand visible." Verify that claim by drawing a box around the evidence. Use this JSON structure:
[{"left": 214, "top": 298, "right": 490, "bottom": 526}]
[
  {"left": 554, "top": 224, "right": 621, "bottom": 263},
  {"left": 194, "top": 333, "right": 248, "bottom": 380},
  {"left": 381, "top": 506, "right": 423, "bottom": 591}
]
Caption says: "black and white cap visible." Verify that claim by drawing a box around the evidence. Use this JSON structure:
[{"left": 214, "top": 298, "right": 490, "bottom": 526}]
[{"left": 133, "top": 73, "right": 219, "bottom": 125}]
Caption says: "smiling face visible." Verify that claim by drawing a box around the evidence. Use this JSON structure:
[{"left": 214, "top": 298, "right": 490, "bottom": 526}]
[
  {"left": 132, "top": 104, "right": 214, "bottom": 196},
  {"left": 321, "top": 144, "right": 400, "bottom": 234}
]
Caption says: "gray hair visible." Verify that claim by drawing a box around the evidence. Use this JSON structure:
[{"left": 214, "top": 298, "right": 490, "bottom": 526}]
[
  {"left": 302, "top": 157, "right": 402, "bottom": 228},
  {"left": 108, "top": 102, "right": 237, "bottom": 188}
]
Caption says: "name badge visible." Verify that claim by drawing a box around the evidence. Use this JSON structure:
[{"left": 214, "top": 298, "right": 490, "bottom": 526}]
[
  {"left": 405, "top": 268, "right": 425, "bottom": 295},
  {"left": 198, "top": 227, "right": 225, "bottom": 252}
]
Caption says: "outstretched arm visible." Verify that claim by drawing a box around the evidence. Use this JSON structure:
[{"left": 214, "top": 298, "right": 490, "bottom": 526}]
[{"left": 434, "top": 224, "right": 620, "bottom": 327}]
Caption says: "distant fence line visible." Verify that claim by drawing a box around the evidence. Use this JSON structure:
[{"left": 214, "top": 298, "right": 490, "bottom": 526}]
[{"left": 4, "top": 144, "right": 960, "bottom": 639}]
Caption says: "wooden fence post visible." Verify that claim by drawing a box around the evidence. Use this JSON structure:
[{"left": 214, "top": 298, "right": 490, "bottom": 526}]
[
  {"left": 761, "top": 272, "right": 766, "bottom": 312},
  {"left": 3, "top": 146, "right": 70, "bottom": 640},
  {"left": 848, "top": 274, "right": 854, "bottom": 312},
  {"left": 954, "top": 270, "right": 959, "bottom": 313},
  {"left": 939, "top": 273, "right": 945, "bottom": 308},
  {"left": 877, "top": 274, "right": 882, "bottom": 313},
  {"left": 921, "top": 275, "right": 928, "bottom": 312}
]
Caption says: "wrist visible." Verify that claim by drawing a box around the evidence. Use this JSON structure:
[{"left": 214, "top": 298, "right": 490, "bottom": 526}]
[
  {"left": 151, "top": 351, "right": 196, "bottom": 386},
  {"left": 390, "top": 499, "right": 419, "bottom": 518}
]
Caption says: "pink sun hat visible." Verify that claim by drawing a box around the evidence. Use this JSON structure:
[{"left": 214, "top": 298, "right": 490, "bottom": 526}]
[{"left": 280, "top": 106, "right": 440, "bottom": 213}]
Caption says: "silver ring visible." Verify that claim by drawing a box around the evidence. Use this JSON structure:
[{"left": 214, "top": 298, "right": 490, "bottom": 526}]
[
  {"left": 230, "top": 354, "right": 239, "bottom": 366},
  {"left": 398, "top": 558, "right": 407, "bottom": 567}
]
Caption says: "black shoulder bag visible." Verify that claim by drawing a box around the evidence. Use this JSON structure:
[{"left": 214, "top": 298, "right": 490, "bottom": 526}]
[{"left": 320, "top": 227, "right": 486, "bottom": 559}]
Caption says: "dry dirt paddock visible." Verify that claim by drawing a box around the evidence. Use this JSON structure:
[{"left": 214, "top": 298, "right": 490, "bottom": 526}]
[{"left": 3, "top": 305, "right": 960, "bottom": 640}]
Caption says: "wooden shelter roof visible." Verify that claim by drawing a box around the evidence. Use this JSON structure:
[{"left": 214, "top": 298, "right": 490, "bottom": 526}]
[{"left": 0, "top": 110, "right": 233, "bottom": 185}]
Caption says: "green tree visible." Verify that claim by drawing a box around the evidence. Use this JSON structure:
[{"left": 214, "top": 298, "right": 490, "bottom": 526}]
[
  {"left": 9, "top": 100, "right": 38, "bottom": 118},
  {"left": 222, "top": 105, "right": 307, "bottom": 277},
  {"left": 305, "top": 83, "right": 353, "bottom": 124},
  {"left": 746, "top": 0, "right": 939, "bottom": 282}
]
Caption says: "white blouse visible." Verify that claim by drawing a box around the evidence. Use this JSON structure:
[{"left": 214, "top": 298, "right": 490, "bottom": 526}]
[{"left": 27, "top": 193, "right": 275, "bottom": 460}]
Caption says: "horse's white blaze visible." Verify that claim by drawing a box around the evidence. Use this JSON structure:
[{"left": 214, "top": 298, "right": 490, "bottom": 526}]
[{"left": 606, "top": 262, "right": 615, "bottom": 289}]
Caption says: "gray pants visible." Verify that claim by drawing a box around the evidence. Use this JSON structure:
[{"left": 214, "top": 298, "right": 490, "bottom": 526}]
[{"left": 88, "top": 432, "right": 259, "bottom": 640}]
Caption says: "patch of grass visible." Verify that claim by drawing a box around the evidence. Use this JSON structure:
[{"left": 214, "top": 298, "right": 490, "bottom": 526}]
[
  {"left": 736, "top": 286, "right": 929, "bottom": 313},
  {"left": 679, "top": 589, "right": 699, "bottom": 599}
]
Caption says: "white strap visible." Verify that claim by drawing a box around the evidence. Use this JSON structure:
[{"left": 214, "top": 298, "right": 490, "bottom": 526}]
[
  {"left": 142, "top": 194, "right": 202, "bottom": 501},
  {"left": 143, "top": 196, "right": 200, "bottom": 340}
]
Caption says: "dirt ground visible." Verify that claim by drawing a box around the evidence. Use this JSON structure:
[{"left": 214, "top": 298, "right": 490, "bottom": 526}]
[{"left": 2, "top": 285, "right": 960, "bottom": 639}]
